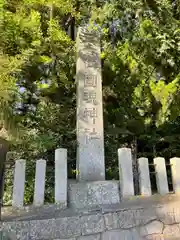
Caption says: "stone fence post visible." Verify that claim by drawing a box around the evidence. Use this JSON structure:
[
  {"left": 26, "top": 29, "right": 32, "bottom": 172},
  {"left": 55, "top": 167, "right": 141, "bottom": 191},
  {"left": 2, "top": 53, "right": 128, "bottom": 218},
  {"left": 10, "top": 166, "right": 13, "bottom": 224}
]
[
  {"left": 33, "top": 159, "right": 46, "bottom": 206},
  {"left": 170, "top": 157, "right": 180, "bottom": 194},
  {"left": 138, "top": 157, "right": 152, "bottom": 196},
  {"left": 12, "top": 160, "right": 26, "bottom": 208},
  {"left": 118, "top": 148, "right": 134, "bottom": 197},
  {"left": 154, "top": 157, "right": 169, "bottom": 195},
  {"left": 55, "top": 148, "right": 67, "bottom": 207}
]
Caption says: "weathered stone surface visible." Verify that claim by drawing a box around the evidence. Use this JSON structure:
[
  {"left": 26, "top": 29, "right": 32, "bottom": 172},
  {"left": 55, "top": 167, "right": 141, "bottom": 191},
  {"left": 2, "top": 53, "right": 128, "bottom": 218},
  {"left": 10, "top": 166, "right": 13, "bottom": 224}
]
[
  {"left": 68, "top": 181, "right": 120, "bottom": 209},
  {"left": 140, "top": 221, "right": 163, "bottom": 237},
  {"left": 2, "top": 194, "right": 180, "bottom": 240},
  {"left": 104, "top": 213, "right": 119, "bottom": 230},
  {"left": 76, "top": 26, "right": 105, "bottom": 181},
  {"left": 54, "top": 239, "right": 76, "bottom": 240},
  {"left": 174, "top": 207, "right": 180, "bottom": 223},
  {"left": 117, "top": 209, "right": 138, "bottom": 229},
  {"left": 154, "top": 157, "right": 169, "bottom": 195},
  {"left": 145, "top": 234, "right": 164, "bottom": 240},
  {"left": 12, "top": 160, "right": 26, "bottom": 208},
  {"left": 161, "top": 202, "right": 180, "bottom": 224},
  {"left": 130, "top": 228, "right": 144, "bottom": 240},
  {"left": 101, "top": 229, "right": 142, "bottom": 240},
  {"left": 163, "top": 224, "right": 180, "bottom": 239},
  {"left": 138, "top": 157, "right": 152, "bottom": 196},
  {"left": 55, "top": 148, "right": 67, "bottom": 206},
  {"left": 0, "top": 230, "right": 17, "bottom": 240},
  {"left": 170, "top": 157, "right": 180, "bottom": 195},
  {"left": 156, "top": 205, "right": 176, "bottom": 224},
  {"left": 81, "top": 214, "right": 105, "bottom": 235},
  {"left": 33, "top": 159, "right": 46, "bottom": 206},
  {"left": 53, "top": 239, "right": 76, "bottom": 240},
  {"left": 1, "top": 221, "right": 29, "bottom": 240},
  {"left": 134, "top": 207, "right": 157, "bottom": 225},
  {"left": 78, "top": 234, "right": 100, "bottom": 240},
  {"left": 118, "top": 148, "right": 134, "bottom": 197},
  {"left": 29, "top": 216, "right": 81, "bottom": 239},
  {"left": 117, "top": 208, "right": 157, "bottom": 229},
  {"left": 163, "top": 203, "right": 180, "bottom": 223}
]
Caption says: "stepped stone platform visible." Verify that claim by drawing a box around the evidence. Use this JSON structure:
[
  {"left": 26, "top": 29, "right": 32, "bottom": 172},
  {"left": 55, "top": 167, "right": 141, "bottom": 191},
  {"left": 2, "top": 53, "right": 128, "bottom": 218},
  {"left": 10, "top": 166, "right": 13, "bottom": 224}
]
[{"left": 1, "top": 194, "right": 180, "bottom": 240}]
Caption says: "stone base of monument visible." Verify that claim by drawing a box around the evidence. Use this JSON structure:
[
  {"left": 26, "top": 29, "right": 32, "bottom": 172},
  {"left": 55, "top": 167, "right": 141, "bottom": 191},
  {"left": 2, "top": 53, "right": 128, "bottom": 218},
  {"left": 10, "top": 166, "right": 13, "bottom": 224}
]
[
  {"left": 2, "top": 195, "right": 180, "bottom": 239},
  {"left": 68, "top": 180, "right": 121, "bottom": 209}
]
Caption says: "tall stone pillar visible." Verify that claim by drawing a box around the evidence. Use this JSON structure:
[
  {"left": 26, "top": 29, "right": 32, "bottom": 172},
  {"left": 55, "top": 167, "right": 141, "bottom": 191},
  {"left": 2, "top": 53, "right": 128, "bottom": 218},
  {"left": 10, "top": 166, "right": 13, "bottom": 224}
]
[{"left": 76, "top": 25, "right": 105, "bottom": 181}]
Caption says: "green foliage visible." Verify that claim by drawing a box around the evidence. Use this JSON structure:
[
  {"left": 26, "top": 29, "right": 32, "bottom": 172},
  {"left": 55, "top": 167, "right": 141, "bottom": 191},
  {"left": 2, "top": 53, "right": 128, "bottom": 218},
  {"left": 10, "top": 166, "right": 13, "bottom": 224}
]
[
  {"left": 97, "top": 0, "right": 180, "bottom": 131},
  {"left": 0, "top": 0, "right": 77, "bottom": 203},
  {"left": 95, "top": 0, "right": 180, "bottom": 190}
]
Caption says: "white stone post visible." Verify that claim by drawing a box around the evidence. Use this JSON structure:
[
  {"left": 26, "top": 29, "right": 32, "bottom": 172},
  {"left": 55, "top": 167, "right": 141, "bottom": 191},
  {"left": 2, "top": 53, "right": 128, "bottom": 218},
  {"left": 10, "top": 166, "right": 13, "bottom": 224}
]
[
  {"left": 55, "top": 148, "right": 67, "bottom": 207},
  {"left": 118, "top": 148, "right": 134, "bottom": 197},
  {"left": 154, "top": 157, "right": 169, "bottom": 195},
  {"left": 12, "top": 159, "right": 26, "bottom": 208},
  {"left": 138, "top": 157, "right": 152, "bottom": 196},
  {"left": 170, "top": 157, "right": 180, "bottom": 194},
  {"left": 33, "top": 159, "right": 46, "bottom": 206}
]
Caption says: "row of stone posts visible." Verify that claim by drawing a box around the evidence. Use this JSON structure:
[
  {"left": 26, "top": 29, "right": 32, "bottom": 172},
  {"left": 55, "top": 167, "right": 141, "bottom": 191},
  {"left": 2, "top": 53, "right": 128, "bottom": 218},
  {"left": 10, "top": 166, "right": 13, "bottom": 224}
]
[
  {"left": 12, "top": 148, "right": 67, "bottom": 208},
  {"left": 3, "top": 147, "right": 180, "bottom": 208},
  {"left": 119, "top": 148, "right": 180, "bottom": 196}
]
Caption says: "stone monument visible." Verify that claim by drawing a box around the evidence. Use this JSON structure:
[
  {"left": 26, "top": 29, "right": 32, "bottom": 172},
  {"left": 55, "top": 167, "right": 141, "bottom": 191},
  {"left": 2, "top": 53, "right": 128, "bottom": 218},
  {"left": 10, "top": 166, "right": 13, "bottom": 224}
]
[{"left": 76, "top": 25, "right": 105, "bottom": 181}]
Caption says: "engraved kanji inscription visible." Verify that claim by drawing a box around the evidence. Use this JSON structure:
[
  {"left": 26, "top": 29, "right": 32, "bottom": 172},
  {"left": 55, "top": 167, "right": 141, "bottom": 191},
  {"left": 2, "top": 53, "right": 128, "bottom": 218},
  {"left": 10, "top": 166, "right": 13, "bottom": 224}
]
[
  {"left": 89, "top": 128, "right": 100, "bottom": 139},
  {"left": 85, "top": 53, "right": 99, "bottom": 68},
  {"left": 83, "top": 91, "right": 96, "bottom": 101},
  {"left": 84, "top": 128, "right": 100, "bottom": 143},
  {"left": 83, "top": 108, "right": 97, "bottom": 118},
  {"left": 85, "top": 60, "right": 100, "bottom": 68},
  {"left": 84, "top": 74, "right": 97, "bottom": 87},
  {"left": 84, "top": 128, "right": 91, "bottom": 144},
  {"left": 85, "top": 60, "right": 94, "bottom": 68}
]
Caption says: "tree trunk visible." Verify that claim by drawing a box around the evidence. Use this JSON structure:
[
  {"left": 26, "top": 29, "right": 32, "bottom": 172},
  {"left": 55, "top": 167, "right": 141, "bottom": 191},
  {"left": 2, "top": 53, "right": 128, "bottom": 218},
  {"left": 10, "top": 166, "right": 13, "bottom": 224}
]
[
  {"left": 153, "top": 144, "right": 156, "bottom": 158},
  {"left": 131, "top": 136, "right": 139, "bottom": 195},
  {"left": 0, "top": 138, "right": 9, "bottom": 220}
]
